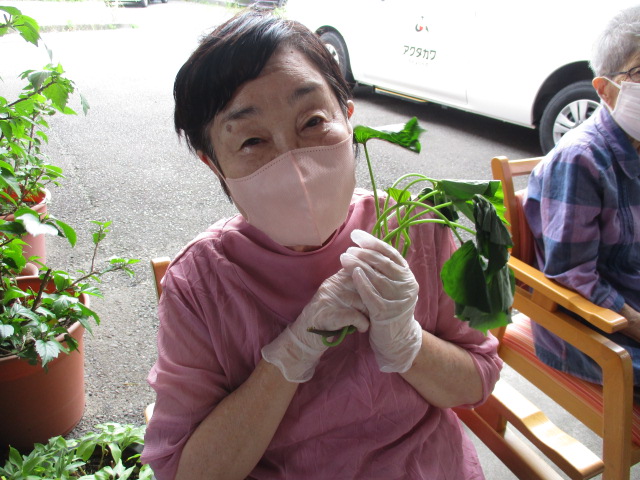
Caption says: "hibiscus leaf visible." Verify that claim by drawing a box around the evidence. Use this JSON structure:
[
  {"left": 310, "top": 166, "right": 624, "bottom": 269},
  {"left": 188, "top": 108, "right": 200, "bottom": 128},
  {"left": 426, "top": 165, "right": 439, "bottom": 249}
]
[
  {"left": 16, "top": 212, "right": 59, "bottom": 237},
  {"left": 35, "top": 339, "right": 62, "bottom": 367}
]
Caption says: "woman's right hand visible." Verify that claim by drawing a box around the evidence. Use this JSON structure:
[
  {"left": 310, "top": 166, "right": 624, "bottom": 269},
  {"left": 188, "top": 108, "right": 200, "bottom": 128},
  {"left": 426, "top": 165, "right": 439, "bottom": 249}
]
[{"left": 262, "top": 270, "right": 369, "bottom": 382}]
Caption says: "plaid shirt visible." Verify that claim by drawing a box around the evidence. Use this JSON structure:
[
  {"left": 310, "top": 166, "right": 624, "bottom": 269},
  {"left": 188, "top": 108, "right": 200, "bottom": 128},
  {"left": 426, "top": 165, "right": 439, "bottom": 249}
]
[
  {"left": 524, "top": 105, "right": 640, "bottom": 313},
  {"left": 523, "top": 106, "right": 640, "bottom": 387}
]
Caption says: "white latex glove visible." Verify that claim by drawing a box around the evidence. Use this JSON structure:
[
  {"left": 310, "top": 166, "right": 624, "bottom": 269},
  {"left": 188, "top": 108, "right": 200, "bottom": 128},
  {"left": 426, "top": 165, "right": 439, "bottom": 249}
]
[
  {"left": 340, "top": 229, "right": 422, "bottom": 373},
  {"left": 261, "top": 270, "right": 369, "bottom": 383}
]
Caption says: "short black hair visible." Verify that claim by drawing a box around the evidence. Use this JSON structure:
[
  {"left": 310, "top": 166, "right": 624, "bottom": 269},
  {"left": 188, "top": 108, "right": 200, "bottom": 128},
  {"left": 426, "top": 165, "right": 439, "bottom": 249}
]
[{"left": 174, "top": 9, "right": 352, "bottom": 176}]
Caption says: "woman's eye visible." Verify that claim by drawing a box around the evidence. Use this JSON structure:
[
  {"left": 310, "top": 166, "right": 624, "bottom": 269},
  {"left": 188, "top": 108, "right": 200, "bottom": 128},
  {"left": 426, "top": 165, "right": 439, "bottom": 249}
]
[
  {"left": 305, "top": 116, "right": 324, "bottom": 128},
  {"left": 241, "top": 138, "right": 261, "bottom": 149}
]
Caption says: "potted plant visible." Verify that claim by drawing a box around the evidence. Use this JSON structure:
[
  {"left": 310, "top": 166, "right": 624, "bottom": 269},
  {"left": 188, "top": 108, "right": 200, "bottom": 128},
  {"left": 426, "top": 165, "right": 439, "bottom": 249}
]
[
  {"left": 0, "top": 7, "right": 138, "bottom": 450},
  {"left": 0, "top": 5, "right": 89, "bottom": 264},
  {"left": 0, "top": 422, "right": 154, "bottom": 479}
]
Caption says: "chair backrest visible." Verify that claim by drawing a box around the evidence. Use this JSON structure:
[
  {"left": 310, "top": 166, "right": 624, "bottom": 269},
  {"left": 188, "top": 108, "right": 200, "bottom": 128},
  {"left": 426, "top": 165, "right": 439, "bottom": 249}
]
[
  {"left": 490, "top": 155, "right": 542, "bottom": 265},
  {"left": 145, "top": 256, "right": 172, "bottom": 424},
  {"left": 477, "top": 155, "right": 638, "bottom": 480},
  {"left": 151, "top": 256, "right": 171, "bottom": 301}
]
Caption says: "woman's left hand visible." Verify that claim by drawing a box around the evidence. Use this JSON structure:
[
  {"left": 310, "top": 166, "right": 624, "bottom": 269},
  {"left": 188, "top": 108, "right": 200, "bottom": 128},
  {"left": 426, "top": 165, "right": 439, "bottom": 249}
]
[{"left": 340, "top": 229, "right": 423, "bottom": 373}]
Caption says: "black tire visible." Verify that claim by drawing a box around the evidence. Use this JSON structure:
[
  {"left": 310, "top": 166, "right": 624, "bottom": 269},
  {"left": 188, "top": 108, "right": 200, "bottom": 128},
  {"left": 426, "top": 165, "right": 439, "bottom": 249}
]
[
  {"left": 139, "top": 0, "right": 148, "bottom": 7},
  {"left": 539, "top": 80, "right": 600, "bottom": 153},
  {"left": 319, "top": 30, "right": 353, "bottom": 84},
  {"left": 161, "top": 0, "right": 168, "bottom": 3}
]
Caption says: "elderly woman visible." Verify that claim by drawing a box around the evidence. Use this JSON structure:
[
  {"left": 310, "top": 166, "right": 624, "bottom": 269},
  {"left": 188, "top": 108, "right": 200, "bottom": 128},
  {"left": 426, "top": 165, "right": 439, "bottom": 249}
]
[
  {"left": 142, "top": 10, "right": 502, "bottom": 480},
  {"left": 524, "top": 6, "right": 640, "bottom": 396}
]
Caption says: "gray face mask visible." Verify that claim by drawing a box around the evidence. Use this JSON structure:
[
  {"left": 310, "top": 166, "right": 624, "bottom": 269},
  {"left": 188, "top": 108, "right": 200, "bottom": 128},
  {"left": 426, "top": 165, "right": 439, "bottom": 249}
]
[{"left": 604, "top": 77, "right": 640, "bottom": 141}]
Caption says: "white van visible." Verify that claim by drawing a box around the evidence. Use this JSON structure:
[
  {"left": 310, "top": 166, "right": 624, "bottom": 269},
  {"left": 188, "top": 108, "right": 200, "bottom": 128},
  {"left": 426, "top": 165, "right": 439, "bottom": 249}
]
[{"left": 285, "top": 0, "right": 637, "bottom": 153}]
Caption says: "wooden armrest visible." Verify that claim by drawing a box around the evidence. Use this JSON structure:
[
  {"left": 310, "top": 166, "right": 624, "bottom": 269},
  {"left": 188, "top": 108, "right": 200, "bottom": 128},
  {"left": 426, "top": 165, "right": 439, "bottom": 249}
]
[
  {"left": 456, "top": 379, "right": 604, "bottom": 479},
  {"left": 508, "top": 257, "right": 627, "bottom": 334},
  {"left": 490, "top": 379, "right": 603, "bottom": 478}
]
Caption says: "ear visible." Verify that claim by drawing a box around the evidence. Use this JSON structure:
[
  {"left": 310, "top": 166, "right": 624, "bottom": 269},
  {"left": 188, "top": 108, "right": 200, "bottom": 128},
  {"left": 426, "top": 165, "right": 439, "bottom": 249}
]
[
  {"left": 347, "top": 100, "right": 355, "bottom": 119},
  {"left": 593, "top": 77, "right": 617, "bottom": 110},
  {"left": 197, "top": 151, "right": 223, "bottom": 178}
]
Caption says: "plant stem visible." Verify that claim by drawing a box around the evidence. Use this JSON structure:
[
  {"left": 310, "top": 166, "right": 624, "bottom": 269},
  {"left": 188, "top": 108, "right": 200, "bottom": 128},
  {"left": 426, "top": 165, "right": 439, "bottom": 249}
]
[
  {"left": 363, "top": 142, "right": 385, "bottom": 237},
  {"left": 31, "top": 268, "right": 51, "bottom": 312}
]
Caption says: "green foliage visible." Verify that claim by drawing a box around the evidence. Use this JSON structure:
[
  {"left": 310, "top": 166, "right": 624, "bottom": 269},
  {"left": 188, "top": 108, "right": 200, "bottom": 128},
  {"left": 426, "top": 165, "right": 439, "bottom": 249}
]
[
  {"left": 0, "top": 8, "right": 138, "bottom": 368},
  {"left": 314, "top": 118, "right": 514, "bottom": 345},
  {"left": 353, "top": 117, "right": 425, "bottom": 153},
  {"left": 357, "top": 117, "right": 514, "bottom": 334},
  {"left": 0, "top": 6, "right": 89, "bottom": 216},
  {"left": 0, "top": 219, "right": 139, "bottom": 368},
  {"left": 0, "top": 423, "right": 154, "bottom": 480}
]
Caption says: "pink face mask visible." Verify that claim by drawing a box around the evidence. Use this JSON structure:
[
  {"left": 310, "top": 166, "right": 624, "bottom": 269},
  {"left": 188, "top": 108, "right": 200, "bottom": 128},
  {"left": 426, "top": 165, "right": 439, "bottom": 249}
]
[{"left": 225, "top": 137, "right": 356, "bottom": 247}]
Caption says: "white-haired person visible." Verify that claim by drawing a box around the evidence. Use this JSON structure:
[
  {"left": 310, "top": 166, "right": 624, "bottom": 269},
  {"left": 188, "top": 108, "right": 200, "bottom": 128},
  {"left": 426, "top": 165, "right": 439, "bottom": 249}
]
[{"left": 524, "top": 6, "right": 640, "bottom": 399}]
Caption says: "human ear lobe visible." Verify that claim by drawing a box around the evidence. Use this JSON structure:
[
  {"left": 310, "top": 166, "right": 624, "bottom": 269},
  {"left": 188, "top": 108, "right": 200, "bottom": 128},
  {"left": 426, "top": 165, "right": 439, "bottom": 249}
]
[
  {"left": 197, "top": 151, "right": 224, "bottom": 178},
  {"left": 593, "top": 77, "right": 618, "bottom": 110},
  {"left": 347, "top": 100, "right": 355, "bottom": 119}
]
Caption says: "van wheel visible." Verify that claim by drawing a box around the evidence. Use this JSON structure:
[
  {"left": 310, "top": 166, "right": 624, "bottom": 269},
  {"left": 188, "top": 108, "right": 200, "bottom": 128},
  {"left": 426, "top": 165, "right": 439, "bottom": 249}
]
[
  {"left": 539, "top": 80, "right": 600, "bottom": 153},
  {"left": 139, "top": 0, "right": 148, "bottom": 6},
  {"left": 319, "top": 31, "right": 353, "bottom": 85}
]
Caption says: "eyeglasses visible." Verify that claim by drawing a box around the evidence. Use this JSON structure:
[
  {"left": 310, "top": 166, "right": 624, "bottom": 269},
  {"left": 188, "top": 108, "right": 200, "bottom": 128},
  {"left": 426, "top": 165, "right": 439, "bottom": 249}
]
[{"left": 605, "top": 65, "right": 640, "bottom": 83}]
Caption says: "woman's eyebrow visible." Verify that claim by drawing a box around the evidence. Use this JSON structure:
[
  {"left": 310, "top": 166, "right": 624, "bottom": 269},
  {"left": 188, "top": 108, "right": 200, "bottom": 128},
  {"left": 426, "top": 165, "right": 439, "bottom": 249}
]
[
  {"left": 221, "top": 81, "right": 324, "bottom": 125},
  {"left": 288, "top": 82, "right": 322, "bottom": 106},
  {"left": 222, "top": 106, "right": 259, "bottom": 124}
]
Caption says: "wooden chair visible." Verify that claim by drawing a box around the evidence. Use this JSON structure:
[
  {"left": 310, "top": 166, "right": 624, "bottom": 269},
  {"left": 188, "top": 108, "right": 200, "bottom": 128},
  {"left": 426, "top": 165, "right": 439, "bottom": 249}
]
[
  {"left": 144, "top": 256, "right": 172, "bottom": 424},
  {"left": 456, "top": 156, "right": 640, "bottom": 479}
]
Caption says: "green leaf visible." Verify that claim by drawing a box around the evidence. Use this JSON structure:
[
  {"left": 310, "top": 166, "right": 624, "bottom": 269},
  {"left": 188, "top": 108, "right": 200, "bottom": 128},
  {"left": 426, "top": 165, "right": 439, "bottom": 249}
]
[
  {"left": 27, "top": 70, "right": 52, "bottom": 91},
  {"left": 51, "top": 295, "right": 75, "bottom": 316},
  {"left": 77, "top": 303, "right": 100, "bottom": 329},
  {"left": 0, "top": 220, "right": 27, "bottom": 235},
  {"left": 43, "top": 81, "right": 70, "bottom": 112},
  {"left": 2, "top": 245, "right": 27, "bottom": 274},
  {"left": 76, "top": 439, "right": 97, "bottom": 462},
  {"left": 35, "top": 339, "right": 62, "bottom": 366},
  {"left": 14, "top": 14, "right": 40, "bottom": 45},
  {"left": 0, "top": 6, "right": 21, "bottom": 16},
  {"left": 16, "top": 212, "right": 59, "bottom": 237},
  {"left": 473, "top": 195, "right": 512, "bottom": 277},
  {"left": 8, "top": 446, "right": 23, "bottom": 467},
  {"left": 454, "top": 303, "right": 511, "bottom": 334},
  {"left": 0, "top": 171, "right": 21, "bottom": 196},
  {"left": 109, "top": 442, "right": 122, "bottom": 464},
  {"left": 454, "top": 265, "right": 515, "bottom": 333},
  {"left": 10, "top": 303, "right": 42, "bottom": 322},
  {"left": 437, "top": 179, "right": 500, "bottom": 201},
  {"left": 386, "top": 187, "right": 411, "bottom": 204},
  {"left": 488, "top": 264, "right": 516, "bottom": 312},
  {"left": 353, "top": 117, "right": 426, "bottom": 152},
  {"left": 53, "top": 218, "right": 77, "bottom": 247},
  {"left": 80, "top": 92, "right": 90, "bottom": 115},
  {"left": 420, "top": 187, "right": 458, "bottom": 221},
  {"left": 0, "top": 324, "right": 14, "bottom": 338},
  {"left": 52, "top": 271, "right": 73, "bottom": 292},
  {"left": 440, "top": 241, "right": 491, "bottom": 312}
]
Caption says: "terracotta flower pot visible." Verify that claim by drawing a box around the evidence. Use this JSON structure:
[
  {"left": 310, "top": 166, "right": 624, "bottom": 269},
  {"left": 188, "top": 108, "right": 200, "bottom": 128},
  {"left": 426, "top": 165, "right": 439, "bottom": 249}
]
[
  {"left": 2, "top": 188, "right": 50, "bottom": 266},
  {"left": 0, "top": 276, "right": 89, "bottom": 451}
]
